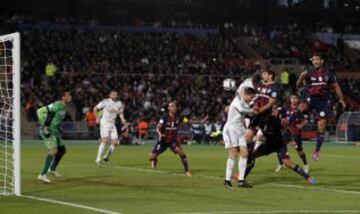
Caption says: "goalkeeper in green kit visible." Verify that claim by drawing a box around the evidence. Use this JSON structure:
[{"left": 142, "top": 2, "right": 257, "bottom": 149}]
[{"left": 36, "top": 91, "right": 72, "bottom": 183}]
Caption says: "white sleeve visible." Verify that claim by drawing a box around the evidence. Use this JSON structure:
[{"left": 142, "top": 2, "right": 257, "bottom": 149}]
[
  {"left": 118, "top": 102, "right": 124, "bottom": 114},
  {"left": 96, "top": 100, "right": 105, "bottom": 109},
  {"left": 235, "top": 101, "right": 253, "bottom": 114}
]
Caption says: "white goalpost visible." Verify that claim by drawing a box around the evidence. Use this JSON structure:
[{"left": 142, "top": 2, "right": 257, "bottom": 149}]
[
  {"left": 0, "top": 32, "right": 21, "bottom": 196},
  {"left": 336, "top": 111, "right": 360, "bottom": 144}
]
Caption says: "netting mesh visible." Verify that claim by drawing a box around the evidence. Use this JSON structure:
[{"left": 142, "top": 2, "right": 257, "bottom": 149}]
[
  {"left": 336, "top": 111, "right": 360, "bottom": 144},
  {"left": 0, "top": 35, "right": 15, "bottom": 195}
]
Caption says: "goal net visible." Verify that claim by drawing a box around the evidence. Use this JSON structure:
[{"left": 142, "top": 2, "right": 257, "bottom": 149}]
[
  {"left": 336, "top": 111, "right": 360, "bottom": 144},
  {"left": 0, "top": 33, "right": 20, "bottom": 196}
]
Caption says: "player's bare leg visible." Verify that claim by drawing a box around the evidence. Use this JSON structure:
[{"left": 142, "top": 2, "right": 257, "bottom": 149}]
[
  {"left": 96, "top": 138, "right": 109, "bottom": 166},
  {"left": 175, "top": 146, "right": 191, "bottom": 176},
  {"left": 103, "top": 140, "right": 119, "bottom": 162},
  {"left": 149, "top": 152, "right": 159, "bottom": 169},
  {"left": 313, "top": 118, "right": 327, "bottom": 161},
  {"left": 244, "top": 129, "right": 255, "bottom": 144}
]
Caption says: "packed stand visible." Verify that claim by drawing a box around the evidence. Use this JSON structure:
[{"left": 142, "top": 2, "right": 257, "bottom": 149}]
[{"left": 269, "top": 22, "right": 351, "bottom": 68}]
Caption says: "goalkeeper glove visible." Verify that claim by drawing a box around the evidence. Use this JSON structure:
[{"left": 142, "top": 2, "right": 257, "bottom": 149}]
[{"left": 43, "top": 126, "right": 50, "bottom": 138}]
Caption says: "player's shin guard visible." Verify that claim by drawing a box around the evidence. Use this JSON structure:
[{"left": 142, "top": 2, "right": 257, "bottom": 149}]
[
  {"left": 180, "top": 154, "right": 189, "bottom": 172},
  {"left": 238, "top": 157, "right": 247, "bottom": 181},
  {"left": 41, "top": 154, "right": 54, "bottom": 175},
  {"left": 50, "top": 146, "right": 66, "bottom": 171},
  {"left": 96, "top": 143, "right": 106, "bottom": 162},
  {"left": 315, "top": 132, "right": 325, "bottom": 152},
  {"left": 293, "top": 164, "right": 310, "bottom": 180},
  {"left": 225, "top": 158, "right": 235, "bottom": 181}
]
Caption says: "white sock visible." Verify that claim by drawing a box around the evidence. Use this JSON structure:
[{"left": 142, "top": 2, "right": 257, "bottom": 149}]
[
  {"left": 225, "top": 158, "right": 235, "bottom": 181},
  {"left": 238, "top": 156, "right": 248, "bottom": 181},
  {"left": 104, "top": 144, "right": 117, "bottom": 159},
  {"left": 96, "top": 143, "right": 106, "bottom": 161}
]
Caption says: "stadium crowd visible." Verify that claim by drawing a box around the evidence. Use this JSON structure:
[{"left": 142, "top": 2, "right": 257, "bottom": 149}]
[{"left": 10, "top": 17, "right": 359, "bottom": 128}]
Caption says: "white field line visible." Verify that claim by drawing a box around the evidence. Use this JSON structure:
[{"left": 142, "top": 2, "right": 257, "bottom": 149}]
[
  {"left": 173, "top": 210, "right": 360, "bottom": 214},
  {"left": 21, "top": 194, "right": 122, "bottom": 214}
]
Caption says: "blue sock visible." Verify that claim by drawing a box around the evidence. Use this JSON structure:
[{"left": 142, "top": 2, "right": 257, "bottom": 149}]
[{"left": 293, "top": 164, "right": 310, "bottom": 180}]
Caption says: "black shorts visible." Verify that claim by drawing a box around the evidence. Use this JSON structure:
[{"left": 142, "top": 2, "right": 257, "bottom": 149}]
[
  {"left": 251, "top": 115, "right": 290, "bottom": 159},
  {"left": 305, "top": 97, "right": 333, "bottom": 119},
  {"left": 152, "top": 140, "right": 180, "bottom": 154},
  {"left": 248, "top": 112, "right": 272, "bottom": 131},
  {"left": 254, "top": 141, "right": 290, "bottom": 159}
]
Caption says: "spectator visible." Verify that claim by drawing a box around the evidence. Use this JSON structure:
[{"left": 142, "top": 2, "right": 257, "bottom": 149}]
[
  {"left": 280, "top": 69, "right": 289, "bottom": 90},
  {"left": 191, "top": 123, "right": 204, "bottom": 144},
  {"left": 138, "top": 119, "right": 149, "bottom": 139},
  {"left": 84, "top": 109, "right": 97, "bottom": 139}
]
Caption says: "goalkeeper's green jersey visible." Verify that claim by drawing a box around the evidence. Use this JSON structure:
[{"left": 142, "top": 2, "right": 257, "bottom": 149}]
[{"left": 37, "top": 101, "right": 66, "bottom": 134}]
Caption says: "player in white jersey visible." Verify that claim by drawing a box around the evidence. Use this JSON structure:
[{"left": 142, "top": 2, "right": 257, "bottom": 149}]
[
  {"left": 223, "top": 87, "right": 257, "bottom": 189},
  {"left": 94, "top": 90, "right": 127, "bottom": 165}
]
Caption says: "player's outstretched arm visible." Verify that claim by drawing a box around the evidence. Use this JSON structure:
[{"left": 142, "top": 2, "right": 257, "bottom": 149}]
[
  {"left": 332, "top": 82, "right": 346, "bottom": 108},
  {"left": 156, "top": 123, "right": 165, "bottom": 141},
  {"left": 119, "top": 112, "right": 127, "bottom": 125},
  {"left": 296, "top": 71, "right": 307, "bottom": 88},
  {"left": 258, "top": 97, "right": 276, "bottom": 114}
]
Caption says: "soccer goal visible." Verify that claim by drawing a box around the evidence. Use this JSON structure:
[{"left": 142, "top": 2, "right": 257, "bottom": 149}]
[
  {"left": 336, "top": 111, "right": 360, "bottom": 144},
  {"left": 0, "top": 33, "right": 21, "bottom": 196}
]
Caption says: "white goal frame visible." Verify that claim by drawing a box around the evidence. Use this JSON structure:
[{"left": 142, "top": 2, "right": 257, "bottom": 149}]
[{"left": 0, "top": 32, "right": 21, "bottom": 196}]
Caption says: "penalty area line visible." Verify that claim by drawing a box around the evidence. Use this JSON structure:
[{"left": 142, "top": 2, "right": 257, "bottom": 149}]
[
  {"left": 21, "top": 194, "right": 122, "bottom": 214},
  {"left": 173, "top": 210, "right": 360, "bottom": 214},
  {"left": 109, "top": 165, "right": 360, "bottom": 197}
]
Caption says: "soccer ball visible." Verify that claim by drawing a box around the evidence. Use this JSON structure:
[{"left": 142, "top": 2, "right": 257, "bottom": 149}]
[{"left": 223, "top": 78, "right": 236, "bottom": 91}]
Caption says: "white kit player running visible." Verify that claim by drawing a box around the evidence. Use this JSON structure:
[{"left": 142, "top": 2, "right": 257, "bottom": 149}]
[
  {"left": 223, "top": 86, "right": 257, "bottom": 189},
  {"left": 94, "top": 90, "right": 127, "bottom": 165}
]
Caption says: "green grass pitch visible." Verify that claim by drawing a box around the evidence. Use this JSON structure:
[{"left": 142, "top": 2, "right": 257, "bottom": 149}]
[{"left": 1, "top": 141, "right": 360, "bottom": 214}]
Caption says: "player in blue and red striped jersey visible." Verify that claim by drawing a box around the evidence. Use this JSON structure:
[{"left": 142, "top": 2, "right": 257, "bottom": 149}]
[
  {"left": 149, "top": 101, "right": 207, "bottom": 176},
  {"left": 296, "top": 52, "right": 346, "bottom": 161},
  {"left": 244, "top": 69, "right": 281, "bottom": 148},
  {"left": 275, "top": 93, "right": 309, "bottom": 173}
]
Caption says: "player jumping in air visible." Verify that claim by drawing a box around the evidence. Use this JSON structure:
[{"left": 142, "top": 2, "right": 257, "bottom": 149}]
[
  {"left": 223, "top": 87, "right": 257, "bottom": 189},
  {"left": 275, "top": 93, "right": 309, "bottom": 173},
  {"left": 37, "top": 91, "right": 72, "bottom": 183},
  {"left": 296, "top": 52, "right": 346, "bottom": 161},
  {"left": 94, "top": 90, "right": 127, "bottom": 165},
  {"left": 149, "top": 101, "right": 207, "bottom": 176}
]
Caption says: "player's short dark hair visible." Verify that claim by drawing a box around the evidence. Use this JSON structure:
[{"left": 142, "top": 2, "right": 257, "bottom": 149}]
[
  {"left": 312, "top": 52, "right": 324, "bottom": 60},
  {"left": 290, "top": 93, "right": 299, "bottom": 98},
  {"left": 59, "top": 90, "right": 70, "bottom": 98},
  {"left": 252, "top": 71, "right": 262, "bottom": 87},
  {"left": 169, "top": 101, "right": 177, "bottom": 106},
  {"left": 109, "top": 90, "right": 118, "bottom": 94},
  {"left": 243, "top": 87, "right": 257, "bottom": 95},
  {"left": 263, "top": 69, "right": 275, "bottom": 80}
]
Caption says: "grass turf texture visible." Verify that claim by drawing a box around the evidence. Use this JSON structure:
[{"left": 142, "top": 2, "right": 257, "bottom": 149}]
[{"left": 1, "top": 141, "right": 360, "bottom": 214}]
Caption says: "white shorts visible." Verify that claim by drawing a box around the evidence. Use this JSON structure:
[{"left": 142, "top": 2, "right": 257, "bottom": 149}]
[
  {"left": 223, "top": 126, "right": 246, "bottom": 149},
  {"left": 100, "top": 123, "right": 119, "bottom": 141}
]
